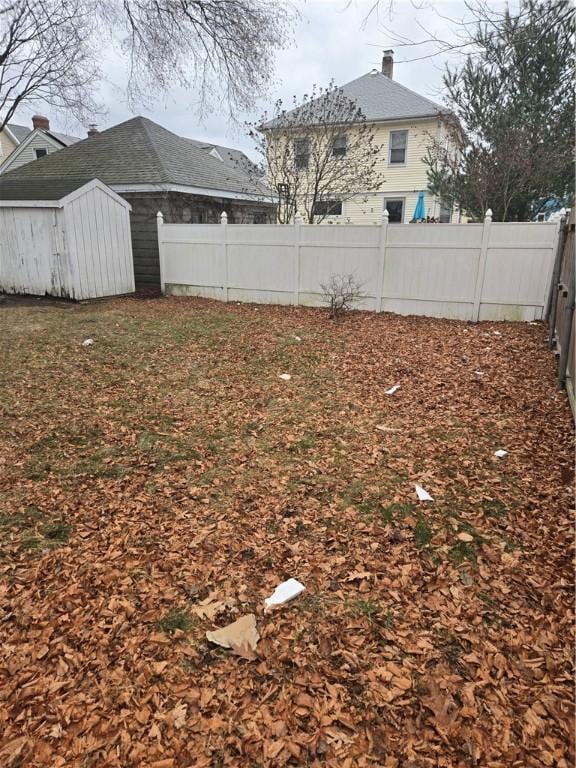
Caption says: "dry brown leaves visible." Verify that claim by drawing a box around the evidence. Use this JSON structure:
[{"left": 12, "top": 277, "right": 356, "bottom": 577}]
[{"left": 0, "top": 296, "right": 573, "bottom": 767}]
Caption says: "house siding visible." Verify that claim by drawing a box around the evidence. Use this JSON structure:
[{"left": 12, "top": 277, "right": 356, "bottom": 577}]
[
  {"left": 1, "top": 132, "right": 63, "bottom": 173},
  {"left": 268, "top": 116, "right": 455, "bottom": 224},
  {"left": 327, "top": 117, "right": 443, "bottom": 224},
  {"left": 0, "top": 130, "right": 17, "bottom": 163}
]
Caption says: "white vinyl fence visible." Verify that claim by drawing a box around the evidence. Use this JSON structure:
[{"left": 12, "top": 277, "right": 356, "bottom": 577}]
[{"left": 157, "top": 210, "right": 561, "bottom": 321}]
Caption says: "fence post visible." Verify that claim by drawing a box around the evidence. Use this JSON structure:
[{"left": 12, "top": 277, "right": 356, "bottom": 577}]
[
  {"left": 156, "top": 211, "right": 165, "bottom": 295},
  {"left": 293, "top": 212, "right": 302, "bottom": 306},
  {"left": 472, "top": 208, "right": 492, "bottom": 322},
  {"left": 221, "top": 211, "right": 229, "bottom": 302},
  {"left": 375, "top": 208, "right": 389, "bottom": 313},
  {"left": 546, "top": 215, "right": 567, "bottom": 345}
]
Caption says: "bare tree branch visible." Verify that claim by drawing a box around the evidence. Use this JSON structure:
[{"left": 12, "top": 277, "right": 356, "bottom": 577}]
[
  {"left": 246, "top": 83, "right": 385, "bottom": 224},
  {"left": 0, "top": 0, "right": 296, "bottom": 131}
]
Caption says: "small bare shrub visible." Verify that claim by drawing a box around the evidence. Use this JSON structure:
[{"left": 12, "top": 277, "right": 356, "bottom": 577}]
[{"left": 320, "top": 273, "right": 364, "bottom": 319}]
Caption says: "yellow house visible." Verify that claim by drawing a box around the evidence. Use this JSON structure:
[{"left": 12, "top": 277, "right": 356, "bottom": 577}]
[
  {"left": 265, "top": 51, "right": 459, "bottom": 224},
  {"left": 0, "top": 122, "right": 30, "bottom": 166}
]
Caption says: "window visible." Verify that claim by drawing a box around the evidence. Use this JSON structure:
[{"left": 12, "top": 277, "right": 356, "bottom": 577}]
[
  {"left": 34, "top": 148, "right": 48, "bottom": 159},
  {"left": 313, "top": 200, "right": 342, "bottom": 217},
  {"left": 439, "top": 199, "right": 452, "bottom": 223},
  {"left": 389, "top": 130, "right": 407, "bottom": 165},
  {"left": 332, "top": 135, "right": 347, "bottom": 157},
  {"left": 385, "top": 198, "right": 404, "bottom": 223},
  {"left": 293, "top": 138, "right": 310, "bottom": 169}
]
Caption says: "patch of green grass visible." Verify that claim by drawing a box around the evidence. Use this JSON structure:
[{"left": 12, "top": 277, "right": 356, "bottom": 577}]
[
  {"left": 349, "top": 599, "right": 382, "bottom": 624},
  {"left": 20, "top": 536, "right": 43, "bottom": 550},
  {"left": 137, "top": 431, "right": 160, "bottom": 451},
  {"left": 414, "top": 514, "right": 433, "bottom": 546},
  {"left": 41, "top": 521, "right": 71, "bottom": 543},
  {"left": 503, "top": 537, "right": 524, "bottom": 553},
  {"left": 158, "top": 608, "right": 194, "bottom": 634},
  {"left": 379, "top": 501, "right": 416, "bottom": 525},
  {"left": 484, "top": 499, "right": 507, "bottom": 518},
  {"left": 342, "top": 479, "right": 366, "bottom": 507},
  {"left": 71, "top": 451, "right": 126, "bottom": 478},
  {"left": 449, "top": 541, "right": 477, "bottom": 566},
  {"left": 288, "top": 433, "right": 316, "bottom": 453}
]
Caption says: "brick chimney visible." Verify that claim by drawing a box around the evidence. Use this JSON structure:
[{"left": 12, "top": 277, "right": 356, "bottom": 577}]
[
  {"left": 32, "top": 114, "right": 50, "bottom": 130},
  {"left": 382, "top": 50, "right": 394, "bottom": 79},
  {"left": 87, "top": 124, "right": 99, "bottom": 137}
]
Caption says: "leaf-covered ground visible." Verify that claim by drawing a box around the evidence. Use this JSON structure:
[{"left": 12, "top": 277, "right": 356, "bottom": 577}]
[{"left": 0, "top": 297, "right": 573, "bottom": 768}]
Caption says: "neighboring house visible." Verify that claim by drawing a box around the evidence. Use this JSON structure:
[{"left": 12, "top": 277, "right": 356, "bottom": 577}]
[
  {"left": 0, "top": 122, "right": 30, "bottom": 166},
  {"left": 264, "top": 51, "right": 459, "bottom": 224},
  {"left": 0, "top": 116, "right": 275, "bottom": 286},
  {"left": 0, "top": 115, "right": 81, "bottom": 174}
]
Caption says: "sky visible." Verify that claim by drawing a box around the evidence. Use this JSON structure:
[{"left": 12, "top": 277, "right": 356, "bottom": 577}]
[{"left": 11, "top": 0, "right": 509, "bottom": 157}]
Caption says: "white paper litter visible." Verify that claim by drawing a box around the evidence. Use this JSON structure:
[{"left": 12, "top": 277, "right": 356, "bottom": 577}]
[
  {"left": 493, "top": 331, "right": 502, "bottom": 336},
  {"left": 474, "top": 370, "right": 484, "bottom": 376},
  {"left": 82, "top": 338, "right": 94, "bottom": 347},
  {"left": 292, "top": 335, "right": 302, "bottom": 342},
  {"left": 494, "top": 449, "right": 508, "bottom": 458},
  {"left": 385, "top": 384, "right": 400, "bottom": 395},
  {"left": 264, "top": 578, "right": 305, "bottom": 609},
  {"left": 278, "top": 373, "right": 291, "bottom": 381},
  {"left": 415, "top": 484, "right": 433, "bottom": 501}
]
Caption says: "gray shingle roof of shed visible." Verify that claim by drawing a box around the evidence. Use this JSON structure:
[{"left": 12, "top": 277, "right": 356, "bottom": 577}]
[
  {"left": 0, "top": 177, "right": 94, "bottom": 200},
  {"left": 2, "top": 117, "right": 269, "bottom": 196},
  {"left": 264, "top": 71, "right": 445, "bottom": 128}
]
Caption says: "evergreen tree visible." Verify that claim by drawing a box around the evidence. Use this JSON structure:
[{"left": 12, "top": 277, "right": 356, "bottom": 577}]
[{"left": 426, "top": 0, "right": 574, "bottom": 221}]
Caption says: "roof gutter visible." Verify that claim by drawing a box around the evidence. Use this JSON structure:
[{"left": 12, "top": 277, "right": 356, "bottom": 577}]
[{"left": 110, "top": 182, "right": 277, "bottom": 204}]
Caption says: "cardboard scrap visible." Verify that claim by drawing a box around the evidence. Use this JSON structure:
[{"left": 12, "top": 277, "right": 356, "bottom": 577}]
[
  {"left": 385, "top": 384, "right": 400, "bottom": 395},
  {"left": 264, "top": 578, "right": 305, "bottom": 610},
  {"left": 415, "top": 484, "right": 433, "bottom": 502},
  {"left": 206, "top": 614, "right": 259, "bottom": 660}
]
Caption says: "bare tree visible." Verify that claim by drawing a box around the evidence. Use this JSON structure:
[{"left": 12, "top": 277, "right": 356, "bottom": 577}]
[
  {"left": 0, "top": 0, "right": 295, "bottom": 132},
  {"left": 247, "top": 83, "right": 385, "bottom": 224},
  {"left": 0, "top": 0, "right": 100, "bottom": 130}
]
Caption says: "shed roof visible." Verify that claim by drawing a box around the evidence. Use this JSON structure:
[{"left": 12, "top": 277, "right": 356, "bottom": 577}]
[
  {"left": 0, "top": 177, "right": 94, "bottom": 201},
  {"left": 2, "top": 117, "right": 269, "bottom": 197}
]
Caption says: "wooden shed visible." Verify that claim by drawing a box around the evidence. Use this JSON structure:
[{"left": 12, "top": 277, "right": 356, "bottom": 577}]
[{"left": 0, "top": 177, "right": 135, "bottom": 300}]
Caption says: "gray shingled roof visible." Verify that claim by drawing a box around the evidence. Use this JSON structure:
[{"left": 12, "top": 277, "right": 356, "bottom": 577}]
[
  {"left": 48, "top": 131, "right": 81, "bottom": 146},
  {"left": 7, "top": 123, "right": 31, "bottom": 143},
  {"left": 2, "top": 117, "right": 270, "bottom": 196},
  {"left": 263, "top": 71, "right": 444, "bottom": 128},
  {"left": 0, "top": 177, "right": 94, "bottom": 201}
]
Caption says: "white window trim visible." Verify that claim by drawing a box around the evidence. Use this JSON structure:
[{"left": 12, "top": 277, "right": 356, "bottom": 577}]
[
  {"left": 388, "top": 129, "right": 408, "bottom": 167},
  {"left": 384, "top": 196, "right": 406, "bottom": 223}
]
